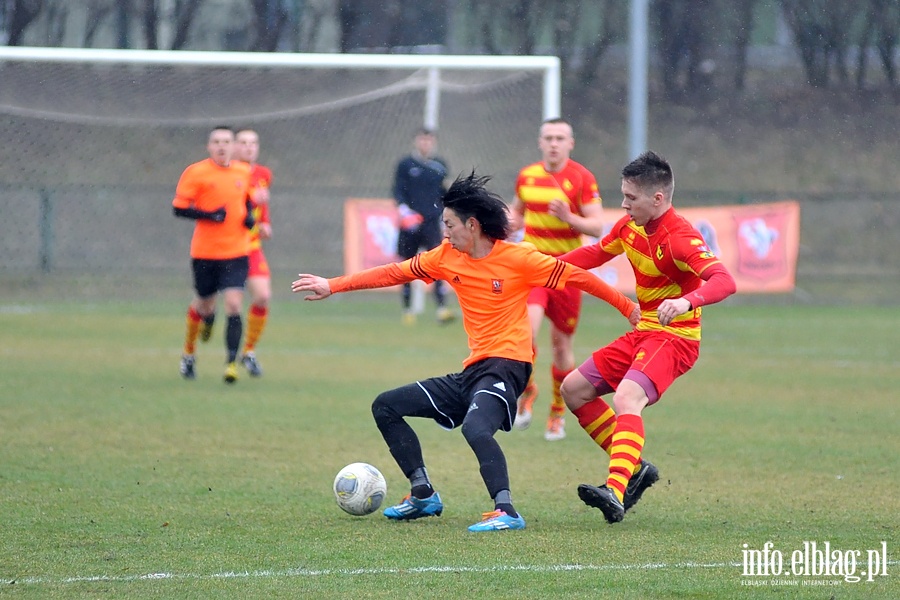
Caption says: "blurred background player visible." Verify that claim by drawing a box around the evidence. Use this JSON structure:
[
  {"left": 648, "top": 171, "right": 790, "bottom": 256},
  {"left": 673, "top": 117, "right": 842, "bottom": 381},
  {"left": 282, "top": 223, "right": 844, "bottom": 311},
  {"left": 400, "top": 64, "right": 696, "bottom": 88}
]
[
  {"left": 233, "top": 128, "right": 273, "bottom": 377},
  {"left": 560, "top": 151, "right": 736, "bottom": 523},
  {"left": 510, "top": 118, "right": 606, "bottom": 441},
  {"left": 393, "top": 127, "right": 454, "bottom": 325},
  {"left": 292, "top": 172, "right": 638, "bottom": 532},
  {"left": 173, "top": 125, "right": 254, "bottom": 383}
]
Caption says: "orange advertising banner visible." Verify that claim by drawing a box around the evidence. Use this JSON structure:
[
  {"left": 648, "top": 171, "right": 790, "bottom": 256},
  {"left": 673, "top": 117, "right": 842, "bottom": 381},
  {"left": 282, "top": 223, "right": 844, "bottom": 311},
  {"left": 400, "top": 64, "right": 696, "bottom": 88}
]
[{"left": 344, "top": 199, "right": 801, "bottom": 294}]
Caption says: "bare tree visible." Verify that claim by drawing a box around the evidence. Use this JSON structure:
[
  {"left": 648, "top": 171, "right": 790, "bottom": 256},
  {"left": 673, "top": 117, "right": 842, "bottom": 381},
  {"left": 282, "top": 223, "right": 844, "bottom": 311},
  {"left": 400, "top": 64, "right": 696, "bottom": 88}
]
[
  {"left": 299, "top": 0, "right": 330, "bottom": 52},
  {"left": 572, "top": 0, "right": 627, "bottom": 88},
  {"left": 656, "top": 0, "right": 718, "bottom": 101},
  {"left": 781, "top": 0, "right": 862, "bottom": 88},
  {"left": 83, "top": 0, "right": 114, "bottom": 47},
  {"left": 338, "top": 0, "right": 402, "bottom": 51},
  {"left": 728, "top": 0, "right": 757, "bottom": 90},
  {"left": 870, "top": 0, "right": 899, "bottom": 88},
  {"left": 142, "top": 0, "right": 159, "bottom": 49},
  {"left": 42, "top": 0, "right": 67, "bottom": 46},
  {"left": 249, "top": 0, "right": 290, "bottom": 51},
  {"left": 7, "top": 0, "right": 45, "bottom": 45},
  {"left": 170, "top": 0, "right": 204, "bottom": 50}
]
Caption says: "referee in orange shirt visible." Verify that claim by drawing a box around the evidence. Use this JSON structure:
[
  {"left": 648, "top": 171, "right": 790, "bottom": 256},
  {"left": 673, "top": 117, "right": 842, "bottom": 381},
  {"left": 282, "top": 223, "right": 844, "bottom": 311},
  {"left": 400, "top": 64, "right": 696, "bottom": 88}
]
[
  {"left": 173, "top": 125, "right": 254, "bottom": 383},
  {"left": 293, "top": 172, "right": 639, "bottom": 532}
]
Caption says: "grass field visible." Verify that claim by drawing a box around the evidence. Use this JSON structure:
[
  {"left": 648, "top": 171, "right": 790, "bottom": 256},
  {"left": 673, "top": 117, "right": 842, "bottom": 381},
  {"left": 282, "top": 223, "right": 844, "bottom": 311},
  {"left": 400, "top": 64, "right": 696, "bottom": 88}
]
[{"left": 1, "top": 294, "right": 897, "bottom": 599}]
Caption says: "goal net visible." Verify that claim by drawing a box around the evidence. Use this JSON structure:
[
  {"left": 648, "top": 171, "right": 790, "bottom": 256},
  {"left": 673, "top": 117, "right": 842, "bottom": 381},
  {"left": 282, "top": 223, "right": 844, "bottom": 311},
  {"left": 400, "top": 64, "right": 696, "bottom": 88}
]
[{"left": 0, "top": 48, "right": 558, "bottom": 299}]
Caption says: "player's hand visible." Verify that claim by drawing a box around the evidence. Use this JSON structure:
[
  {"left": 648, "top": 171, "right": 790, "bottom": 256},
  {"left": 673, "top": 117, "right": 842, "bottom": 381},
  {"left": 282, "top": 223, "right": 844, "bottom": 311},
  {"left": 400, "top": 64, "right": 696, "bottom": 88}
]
[
  {"left": 208, "top": 206, "right": 227, "bottom": 222},
  {"left": 657, "top": 298, "right": 692, "bottom": 326},
  {"left": 628, "top": 305, "right": 641, "bottom": 327},
  {"left": 258, "top": 223, "right": 272, "bottom": 239},
  {"left": 400, "top": 213, "right": 424, "bottom": 231},
  {"left": 548, "top": 199, "right": 572, "bottom": 223},
  {"left": 292, "top": 274, "right": 332, "bottom": 300},
  {"left": 252, "top": 185, "right": 270, "bottom": 204},
  {"left": 398, "top": 204, "right": 424, "bottom": 231}
]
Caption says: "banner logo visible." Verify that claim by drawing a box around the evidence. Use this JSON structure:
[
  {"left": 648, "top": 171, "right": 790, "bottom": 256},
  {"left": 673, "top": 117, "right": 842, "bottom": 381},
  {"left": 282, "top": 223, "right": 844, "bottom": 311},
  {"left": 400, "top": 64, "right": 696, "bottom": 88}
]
[{"left": 734, "top": 208, "right": 790, "bottom": 280}]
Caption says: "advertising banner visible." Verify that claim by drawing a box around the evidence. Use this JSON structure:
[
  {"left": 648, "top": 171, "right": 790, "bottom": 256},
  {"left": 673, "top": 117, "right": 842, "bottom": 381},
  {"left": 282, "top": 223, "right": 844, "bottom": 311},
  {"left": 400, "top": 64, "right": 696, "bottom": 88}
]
[{"left": 344, "top": 199, "right": 801, "bottom": 294}]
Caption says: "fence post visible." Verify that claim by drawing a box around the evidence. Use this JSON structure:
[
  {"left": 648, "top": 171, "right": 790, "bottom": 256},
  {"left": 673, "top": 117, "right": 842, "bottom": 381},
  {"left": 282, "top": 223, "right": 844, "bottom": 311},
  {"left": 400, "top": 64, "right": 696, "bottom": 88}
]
[{"left": 40, "top": 188, "right": 53, "bottom": 273}]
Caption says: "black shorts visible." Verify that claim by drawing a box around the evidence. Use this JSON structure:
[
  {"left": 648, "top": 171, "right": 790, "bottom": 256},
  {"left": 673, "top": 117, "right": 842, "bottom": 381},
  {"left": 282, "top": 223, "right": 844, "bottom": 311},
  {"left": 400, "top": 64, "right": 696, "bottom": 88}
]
[
  {"left": 416, "top": 357, "right": 532, "bottom": 432},
  {"left": 397, "top": 217, "right": 444, "bottom": 259},
  {"left": 192, "top": 256, "right": 249, "bottom": 298}
]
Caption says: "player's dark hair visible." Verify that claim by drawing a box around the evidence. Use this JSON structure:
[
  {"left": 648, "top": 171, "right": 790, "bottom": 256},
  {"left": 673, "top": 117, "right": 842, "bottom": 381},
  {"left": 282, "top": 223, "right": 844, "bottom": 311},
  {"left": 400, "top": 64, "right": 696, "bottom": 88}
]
[
  {"left": 211, "top": 124, "right": 235, "bottom": 135},
  {"left": 622, "top": 151, "right": 674, "bottom": 198},
  {"left": 441, "top": 171, "right": 510, "bottom": 241},
  {"left": 542, "top": 117, "right": 571, "bottom": 128}
]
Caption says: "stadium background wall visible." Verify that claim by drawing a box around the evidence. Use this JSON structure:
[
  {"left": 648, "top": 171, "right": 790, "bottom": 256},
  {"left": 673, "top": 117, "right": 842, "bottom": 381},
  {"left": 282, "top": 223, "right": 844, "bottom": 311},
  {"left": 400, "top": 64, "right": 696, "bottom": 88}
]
[{"left": 1, "top": 185, "right": 896, "bottom": 278}]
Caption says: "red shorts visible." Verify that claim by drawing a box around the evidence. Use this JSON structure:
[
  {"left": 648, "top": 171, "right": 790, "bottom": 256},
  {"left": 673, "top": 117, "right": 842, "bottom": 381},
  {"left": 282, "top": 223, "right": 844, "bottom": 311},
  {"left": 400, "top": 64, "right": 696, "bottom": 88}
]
[
  {"left": 248, "top": 248, "right": 270, "bottom": 278},
  {"left": 593, "top": 329, "right": 700, "bottom": 399},
  {"left": 527, "top": 285, "right": 582, "bottom": 335}
]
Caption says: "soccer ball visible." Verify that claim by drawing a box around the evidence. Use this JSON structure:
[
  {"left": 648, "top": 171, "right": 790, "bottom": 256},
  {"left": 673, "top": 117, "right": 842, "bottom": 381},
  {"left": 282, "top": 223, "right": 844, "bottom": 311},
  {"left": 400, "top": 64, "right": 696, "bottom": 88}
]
[{"left": 333, "top": 462, "right": 387, "bottom": 516}]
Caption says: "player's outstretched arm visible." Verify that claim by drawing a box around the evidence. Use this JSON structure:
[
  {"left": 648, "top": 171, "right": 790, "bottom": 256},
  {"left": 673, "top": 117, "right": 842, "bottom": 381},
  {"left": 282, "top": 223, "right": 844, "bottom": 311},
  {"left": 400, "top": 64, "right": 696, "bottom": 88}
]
[
  {"left": 567, "top": 266, "right": 639, "bottom": 326},
  {"left": 292, "top": 274, "right": 332, "bottom": 300},
  {"left": 293, "top": 262, "right": 419, "bottom": 301},
  {"left": 558, "top": 243, "right": 612, "bottom": 271}
]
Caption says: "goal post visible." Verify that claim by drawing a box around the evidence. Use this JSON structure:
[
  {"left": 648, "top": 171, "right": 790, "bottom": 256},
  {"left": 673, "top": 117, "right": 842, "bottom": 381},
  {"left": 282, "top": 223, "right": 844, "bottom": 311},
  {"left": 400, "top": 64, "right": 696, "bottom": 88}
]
[
  {"left": 0, "top": 47, "right": 560, "bottom": 300},
  {"left": 0, "top": 46, "right": 561, "bottom": 122}
]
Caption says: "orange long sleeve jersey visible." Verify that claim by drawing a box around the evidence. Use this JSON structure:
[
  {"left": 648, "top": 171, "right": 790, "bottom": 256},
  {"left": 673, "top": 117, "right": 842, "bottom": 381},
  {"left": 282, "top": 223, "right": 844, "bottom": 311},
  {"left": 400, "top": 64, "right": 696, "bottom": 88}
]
[
  {"left": 329, "top": 240, "right": 635, "bottom": 367},
  {"left": 172, "top": 158, "right": 252, "bottom": 259}
]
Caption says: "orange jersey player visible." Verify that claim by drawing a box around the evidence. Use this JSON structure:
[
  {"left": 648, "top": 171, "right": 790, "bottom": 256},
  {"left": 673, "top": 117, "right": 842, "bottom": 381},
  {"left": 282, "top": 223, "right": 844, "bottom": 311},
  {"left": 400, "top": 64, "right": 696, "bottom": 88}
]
[
  {"left": 293, "top": 172, "right": 639, "bottom": 533},
  {"left": 510, "top": 117, "right": 606, "bottom": 441},
  {"left": 559, "top": 151, "right": 737, "bottom": 524},
  {"left": 172, "top": 125, "right": 254, "bottom": 384}
]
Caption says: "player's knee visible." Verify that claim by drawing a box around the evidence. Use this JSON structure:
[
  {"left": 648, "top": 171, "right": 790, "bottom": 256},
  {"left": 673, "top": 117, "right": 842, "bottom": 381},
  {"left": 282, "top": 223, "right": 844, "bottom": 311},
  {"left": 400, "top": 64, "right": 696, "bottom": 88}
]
[
  {"left": 611, "top": 391, "right": 646, "bottom": 415},
  {"left": 371, "top": 392, "right": 395, "bottom": 425},
  {"left": 461, "top": 418, "right": 493, "bottom": 447},
  {"left": 560, "top": 373, "right": 588, "bottom": 411}
]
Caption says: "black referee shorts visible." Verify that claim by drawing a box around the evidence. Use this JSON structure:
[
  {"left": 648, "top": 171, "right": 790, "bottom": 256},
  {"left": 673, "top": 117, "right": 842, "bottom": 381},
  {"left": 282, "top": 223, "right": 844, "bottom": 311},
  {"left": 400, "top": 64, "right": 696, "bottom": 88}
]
[{"left": 192, "top": 256, "right": 249, "bottom": 298}]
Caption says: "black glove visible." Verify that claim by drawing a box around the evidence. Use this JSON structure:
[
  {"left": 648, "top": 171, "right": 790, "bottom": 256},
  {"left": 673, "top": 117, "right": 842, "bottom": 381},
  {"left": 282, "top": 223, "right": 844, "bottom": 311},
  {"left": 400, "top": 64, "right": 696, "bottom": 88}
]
[
  {"left": 209, "top": 206, "right": 226, "bottom": 222},
  {"left": 243, "top": 200, "right": 256, "bottom": 229}
]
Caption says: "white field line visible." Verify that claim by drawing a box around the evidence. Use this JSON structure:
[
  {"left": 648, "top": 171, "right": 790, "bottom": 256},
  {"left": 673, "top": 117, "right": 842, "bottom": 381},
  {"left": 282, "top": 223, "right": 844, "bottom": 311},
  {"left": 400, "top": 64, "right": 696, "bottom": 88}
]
[
  {"left": 6, "top": 562, "right": 741, "bottom": 585},
  {"left": 10, "top": 559, "right": 900, "bottom": 586}
]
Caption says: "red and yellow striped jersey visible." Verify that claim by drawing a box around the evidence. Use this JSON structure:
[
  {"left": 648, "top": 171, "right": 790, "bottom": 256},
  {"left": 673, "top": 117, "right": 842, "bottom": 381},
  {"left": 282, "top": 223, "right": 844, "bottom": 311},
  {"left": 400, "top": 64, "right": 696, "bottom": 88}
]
[
  {"left": 515, "top": 159, "right": 601, "bottom": 256},
  {"left": 247, "top": 163, "right": 272, "bottom": 250},
  {"left": 565, "top": 208, "right": 728, "bottom": 340}
]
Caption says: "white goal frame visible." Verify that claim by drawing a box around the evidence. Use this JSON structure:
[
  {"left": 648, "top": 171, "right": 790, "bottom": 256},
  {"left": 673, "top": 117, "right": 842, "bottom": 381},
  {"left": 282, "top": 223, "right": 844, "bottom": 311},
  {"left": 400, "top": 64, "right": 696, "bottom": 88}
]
[
  {"left": 0, "top": 46, "right": 561, "bottom": 129},
  {"left": 0, "top": 47, "right": 560, "bottom": 297}
]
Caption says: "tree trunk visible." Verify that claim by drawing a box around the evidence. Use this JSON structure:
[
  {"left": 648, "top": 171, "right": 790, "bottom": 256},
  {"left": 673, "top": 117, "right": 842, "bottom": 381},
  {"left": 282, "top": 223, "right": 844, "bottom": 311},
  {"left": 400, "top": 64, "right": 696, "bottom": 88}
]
[
  {"left": 171, "top": 0, "right": 203, "bottom": 50},
  {"left": 7, "top": 0, "right": 45, "bottom": 46},
  {"left": 732, "top": 0, "right": 757, "bottom": 90},
  {"left": 83, "top": 1, "right": 113, "bottom": 47},
  {"left": 143, "top": 0, "right": 158, "bottom": 49}
]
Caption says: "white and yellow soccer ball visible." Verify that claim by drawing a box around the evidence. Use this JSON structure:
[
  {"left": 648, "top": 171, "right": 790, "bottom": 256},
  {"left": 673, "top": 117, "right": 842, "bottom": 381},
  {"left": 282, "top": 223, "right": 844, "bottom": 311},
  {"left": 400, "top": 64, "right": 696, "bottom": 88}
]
[{"left": 332, "top": 462, "right": 387, "bottom": 516}]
